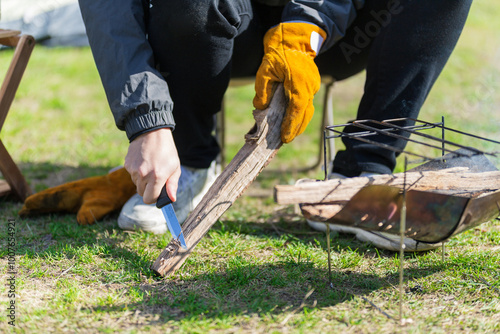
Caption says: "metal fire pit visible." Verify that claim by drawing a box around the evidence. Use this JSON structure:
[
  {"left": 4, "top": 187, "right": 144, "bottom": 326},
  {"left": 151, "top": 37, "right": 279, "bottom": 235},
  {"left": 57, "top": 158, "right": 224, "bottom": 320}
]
[
  {"left": 317, "top": 118, "right": 500, "bottom": 244},
  {"left": 328, "top": 184, "right": 500, "bottom": 244}
]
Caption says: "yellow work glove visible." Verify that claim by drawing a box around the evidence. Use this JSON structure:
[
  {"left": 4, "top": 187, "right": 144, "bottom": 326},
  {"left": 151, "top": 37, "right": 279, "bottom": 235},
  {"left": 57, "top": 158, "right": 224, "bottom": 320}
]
[
  {"left": 253, "top": 22, "right": 327, "bottom": 143},
  {"left": 19, "top": 167, "right": 136, "bottom": 225}
]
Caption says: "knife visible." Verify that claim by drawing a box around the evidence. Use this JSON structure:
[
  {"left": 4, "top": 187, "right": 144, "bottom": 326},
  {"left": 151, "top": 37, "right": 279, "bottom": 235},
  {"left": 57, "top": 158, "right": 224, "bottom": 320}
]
[{"left": 156, "top": 184, "right": 187, "bottom": 249}]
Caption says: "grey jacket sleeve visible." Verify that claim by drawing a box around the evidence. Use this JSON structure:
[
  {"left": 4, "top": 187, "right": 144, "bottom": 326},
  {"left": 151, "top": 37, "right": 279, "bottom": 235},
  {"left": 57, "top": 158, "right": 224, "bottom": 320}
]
[
  {"left": 282, "top": 0, "right": 365, "bottom": 51},
  {"left": 78, "top": 0, "right": 175, "bottom": 141}
]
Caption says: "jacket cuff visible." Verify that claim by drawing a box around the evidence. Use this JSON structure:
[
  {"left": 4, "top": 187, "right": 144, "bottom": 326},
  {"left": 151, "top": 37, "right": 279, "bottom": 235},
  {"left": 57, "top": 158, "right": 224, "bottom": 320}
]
[
  {"left": 127, "top": 126, "right": 173, "bottom": 142},
  {"left": 124, "top": 104, "right": 176, "bottom": 141}
]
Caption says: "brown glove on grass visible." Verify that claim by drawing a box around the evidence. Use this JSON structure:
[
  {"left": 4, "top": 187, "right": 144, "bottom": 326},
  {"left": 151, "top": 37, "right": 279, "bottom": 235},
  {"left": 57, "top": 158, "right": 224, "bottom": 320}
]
[
  {"left": 19, "top": 167, "right": 136, "bottom": 225},
  {"left": 253, "top": 22, "right": 327, "bottom": 143}
]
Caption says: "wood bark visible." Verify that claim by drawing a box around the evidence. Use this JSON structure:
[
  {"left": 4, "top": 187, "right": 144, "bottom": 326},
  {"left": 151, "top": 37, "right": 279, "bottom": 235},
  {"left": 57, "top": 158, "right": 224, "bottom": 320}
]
[{"left": 151, "top": 85, "right": 286, "bottom": 277}]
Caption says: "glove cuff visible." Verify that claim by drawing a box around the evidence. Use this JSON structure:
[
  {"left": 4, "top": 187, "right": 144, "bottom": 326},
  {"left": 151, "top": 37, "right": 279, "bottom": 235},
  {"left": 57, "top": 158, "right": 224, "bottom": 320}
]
[{"left": 264, "top": 22, "right": 327, "bottom": 58}]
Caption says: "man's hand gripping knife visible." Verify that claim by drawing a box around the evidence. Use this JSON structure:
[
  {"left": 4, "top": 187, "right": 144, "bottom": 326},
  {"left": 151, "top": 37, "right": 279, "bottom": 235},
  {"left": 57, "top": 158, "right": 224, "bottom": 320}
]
[
  {"left": 18, "top": 167, "right": 136, "bottom": 225},
  {"left": 253, "top": 22, "right": 326, "bottom": 143}
]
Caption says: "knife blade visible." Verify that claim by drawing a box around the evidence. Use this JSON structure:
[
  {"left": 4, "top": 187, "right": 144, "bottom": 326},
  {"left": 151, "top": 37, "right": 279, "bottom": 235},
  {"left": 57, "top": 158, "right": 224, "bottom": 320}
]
[{"left": 156, "top": 184, "right": 187, "bottom": 249}]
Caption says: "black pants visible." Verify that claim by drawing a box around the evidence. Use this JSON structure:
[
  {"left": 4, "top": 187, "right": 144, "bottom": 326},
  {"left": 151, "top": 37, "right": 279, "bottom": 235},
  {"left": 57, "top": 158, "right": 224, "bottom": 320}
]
[{"left": 147, "top": 0, "right": 472, "bottom": 175}]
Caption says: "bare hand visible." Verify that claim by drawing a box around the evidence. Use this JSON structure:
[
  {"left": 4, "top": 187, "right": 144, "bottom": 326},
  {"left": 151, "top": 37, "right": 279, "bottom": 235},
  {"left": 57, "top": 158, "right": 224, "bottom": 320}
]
[{"left": 124, "top": 128, "right": 181, "bottom": 204}]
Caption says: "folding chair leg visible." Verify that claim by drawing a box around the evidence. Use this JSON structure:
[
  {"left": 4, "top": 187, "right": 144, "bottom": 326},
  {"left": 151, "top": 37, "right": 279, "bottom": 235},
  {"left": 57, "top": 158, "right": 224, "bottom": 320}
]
[
  {"left": 215, "top": 100, "right": 226, "bottom": 170},
  {"left": 0, "top": 140, "right": 32, "bottom": 200},
  {"left": 0, "top": 34, "right": 35, "bottom": 129},
  {"left": 322, "top": 80, "right": 336, "bottom": 173},
  {"left": 0, "top": 32, "right": 35, "bottom": 201}
]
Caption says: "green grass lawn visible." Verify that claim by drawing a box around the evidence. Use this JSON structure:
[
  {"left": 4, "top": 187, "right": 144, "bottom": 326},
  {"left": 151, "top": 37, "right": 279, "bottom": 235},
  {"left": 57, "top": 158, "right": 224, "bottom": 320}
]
[{"left": 1, "top": 2, "right": 500, "bottom": 333}]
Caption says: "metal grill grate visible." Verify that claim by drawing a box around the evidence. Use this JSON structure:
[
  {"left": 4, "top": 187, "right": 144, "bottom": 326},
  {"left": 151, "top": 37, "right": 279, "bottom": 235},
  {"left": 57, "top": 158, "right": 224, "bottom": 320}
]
[{"left": 323, "top": 117, "right": 500, "bottom": 179}]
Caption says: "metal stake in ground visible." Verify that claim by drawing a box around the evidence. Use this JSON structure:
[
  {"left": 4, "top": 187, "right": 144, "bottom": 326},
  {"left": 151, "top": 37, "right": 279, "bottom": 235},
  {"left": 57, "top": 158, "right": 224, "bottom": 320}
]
[
  {"left": 326, "top": 224, "right": 332, "bottom": 286},
  {"left": 399, "top": 156, "right": 408, "bottom": 325}
]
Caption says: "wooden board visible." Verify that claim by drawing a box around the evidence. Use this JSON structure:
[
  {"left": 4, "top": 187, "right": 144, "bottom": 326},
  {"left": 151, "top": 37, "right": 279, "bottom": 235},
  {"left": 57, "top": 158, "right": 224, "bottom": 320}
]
[
  {"left": 151, "top": 85, "right": 286, "bottom": 277},
  {"left": 274, "top": 168, "right": 500, "bottom": 207}
]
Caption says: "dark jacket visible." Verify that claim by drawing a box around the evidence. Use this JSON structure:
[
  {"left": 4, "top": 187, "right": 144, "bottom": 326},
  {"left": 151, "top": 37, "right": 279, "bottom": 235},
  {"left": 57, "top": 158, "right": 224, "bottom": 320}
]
[{"left": 78, "top": 0, "right": 364, "bottom": 141}]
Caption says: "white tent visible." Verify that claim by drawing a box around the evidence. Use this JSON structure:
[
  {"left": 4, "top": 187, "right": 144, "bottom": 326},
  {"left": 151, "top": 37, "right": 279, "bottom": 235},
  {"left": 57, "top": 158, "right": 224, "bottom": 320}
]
[{"left": 0, "top": 0, "right": 88, "bottom": 46}]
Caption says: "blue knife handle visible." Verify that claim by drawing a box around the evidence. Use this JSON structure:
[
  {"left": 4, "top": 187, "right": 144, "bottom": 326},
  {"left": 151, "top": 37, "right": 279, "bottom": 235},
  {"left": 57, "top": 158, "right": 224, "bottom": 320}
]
[{"left": 156, "top": 184, "right": 172, "bottom": 208}]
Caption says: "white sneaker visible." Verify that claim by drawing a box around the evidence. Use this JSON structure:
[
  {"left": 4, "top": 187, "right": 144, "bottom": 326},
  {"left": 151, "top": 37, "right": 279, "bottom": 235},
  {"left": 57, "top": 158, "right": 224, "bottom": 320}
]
[
  {"left": 303, "top": 172, "right": 442, "bottom": 252},
  {"left": 307, "top": 220, "right": 441, "bottom": 251},
  {"left": 118, "top": 162, "right": 218, "bottom": 234},
  {"left": 355, "top": 230, "right": 442, "bottom": 252}
]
